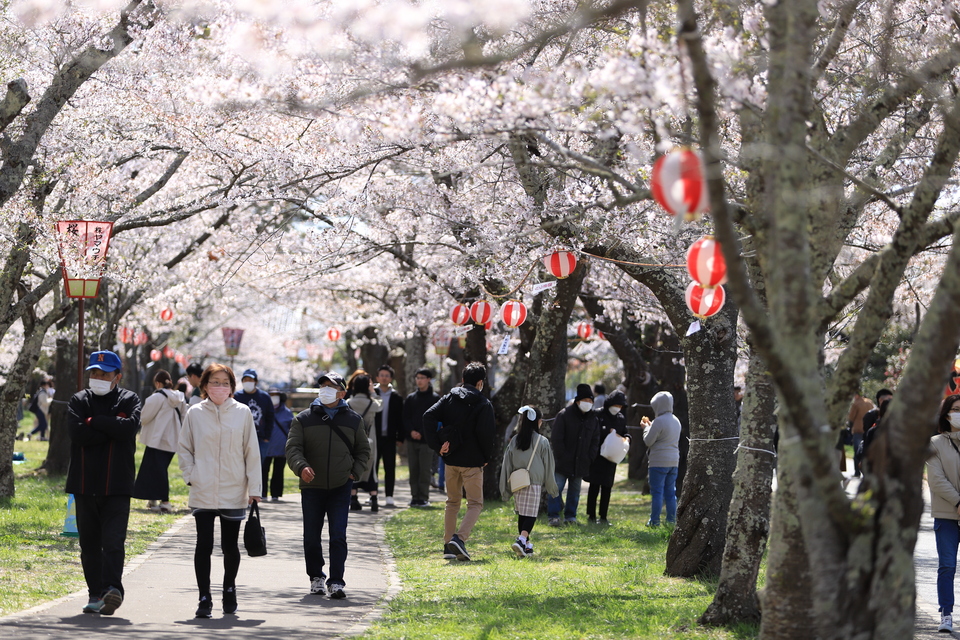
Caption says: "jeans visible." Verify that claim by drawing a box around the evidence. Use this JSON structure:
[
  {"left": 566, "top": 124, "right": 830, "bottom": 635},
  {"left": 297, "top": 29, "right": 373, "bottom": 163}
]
[
  {"left": 648, "top": 466, "right": 678, "bottom": 525},
  {"left": 407, "top": 440, "right": 434, "bottom": 502},
  {"left": 547, "top": 472, "right": 582, "bottom": 521},
  {"left": 74, "top": 494, "right": 130, "bottom": 598},
  {"left": 936, "top": 518, "right": 960, "bottom": 614},
  {"left": 443, "top": 465, "right": 484, "bottom": 542},
  {"left": 302, "top": 481, "right": 353, "bottom": 587}
]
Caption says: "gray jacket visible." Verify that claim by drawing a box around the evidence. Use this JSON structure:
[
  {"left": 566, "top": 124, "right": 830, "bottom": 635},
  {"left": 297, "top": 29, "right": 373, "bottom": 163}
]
[
  {"left": 643, "top": 391, "right": 681, "bottom": 468},
  {"left": 928, "top": 431, "right": 960, "bottom": 520},
  {"left": 499, "top": 432, "right": 560, "bottom": 497}
]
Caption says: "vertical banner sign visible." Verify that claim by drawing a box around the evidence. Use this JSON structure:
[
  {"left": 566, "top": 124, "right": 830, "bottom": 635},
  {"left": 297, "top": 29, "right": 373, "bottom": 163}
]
[
  {"left": 55, "top": 221, "right": 114, "bottom": 298},
  {"left": 222, "top": 327, "right": 245, "bottom": 356},
  {"left": 497, "top": 334, "right": 511, "bottom": 355}
]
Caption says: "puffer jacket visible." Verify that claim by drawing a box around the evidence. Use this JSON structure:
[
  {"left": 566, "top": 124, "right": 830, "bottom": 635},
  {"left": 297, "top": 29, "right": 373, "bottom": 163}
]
[
  {"left": 643, "top": 391, "right": 682, "bottom": 468},
  {"left": 140, "top": 388, "right": 186, "bottom": 452},
  {"left": 178, "top": 398, "right": 262, "bottom": 509},
  {"left": 499, "top": 432, "right": 560, "bottom": 497},
  {"left": 928, "top": 431, "right": 960, "bottom": 520},
  {"left": 423, "top": 385, "right": 496, "bottom": 468},
  {"left": 551, "top": 402, "right": 601, "bottom": 478},
  {"left": 286, "top": 400, "right": 371, "bottom": 490}
]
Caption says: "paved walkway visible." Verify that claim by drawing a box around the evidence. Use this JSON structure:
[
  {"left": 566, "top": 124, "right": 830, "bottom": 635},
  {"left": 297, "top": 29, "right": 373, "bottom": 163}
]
[{"left": 0, "top": 480, "right": 421, "bottom": 640}]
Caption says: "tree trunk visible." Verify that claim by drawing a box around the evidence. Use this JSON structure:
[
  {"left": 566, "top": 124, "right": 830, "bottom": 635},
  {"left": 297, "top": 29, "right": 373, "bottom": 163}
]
[
  {"left": 701, "top": 343, "right": 777, "bottom": 625},
  {"left": 42, "top": 329, "right": 80, "bottom": 476},
  {"left": 664, "top": 300, "right": 739, "bottom": 578},
  {"left": 403, "top": 327, "right": 428, "bottom": 389}
]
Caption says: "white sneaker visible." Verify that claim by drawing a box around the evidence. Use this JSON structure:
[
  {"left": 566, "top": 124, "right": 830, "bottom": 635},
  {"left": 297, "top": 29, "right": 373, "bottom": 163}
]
[
  {"left": 310, "top": 577, "right": 326, "bottom": 595},
  {"left": 147, "top": 500, "right": 160, "bottom": 512},
  {"left": 385, "top": 496, "right": 395, "bottom": 507},
  {"left": 940, "top": 613, "right": 953, "bottom": 632}
]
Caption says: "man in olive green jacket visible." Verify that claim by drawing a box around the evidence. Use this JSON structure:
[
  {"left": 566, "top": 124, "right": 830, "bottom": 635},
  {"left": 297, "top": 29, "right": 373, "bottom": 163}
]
[{"left": 286, "top": 372, "right": 371, "bottom": 600}]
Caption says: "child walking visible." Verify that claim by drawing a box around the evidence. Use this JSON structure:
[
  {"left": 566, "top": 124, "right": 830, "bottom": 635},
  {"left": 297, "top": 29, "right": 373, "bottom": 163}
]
[{"left": 499, "top": 406, "right": 559, "bottom": 558}]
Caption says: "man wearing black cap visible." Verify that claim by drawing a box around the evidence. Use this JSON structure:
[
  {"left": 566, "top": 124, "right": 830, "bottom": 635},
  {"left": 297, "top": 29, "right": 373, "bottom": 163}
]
[
  {"left": 234, "top": 368, "right": 275, "bottom": 497},
  {"left": 286, "top": 372, "right": 371, "bottom": 600},
  {"left": 547, "top": 383, "right": 601, "bottom": 526},
  {"left": 66, "top": 350, "right": 142, "bottom": 615}
]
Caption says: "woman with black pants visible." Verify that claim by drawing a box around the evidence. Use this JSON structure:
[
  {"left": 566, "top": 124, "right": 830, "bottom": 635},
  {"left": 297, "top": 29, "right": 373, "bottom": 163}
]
[{"left": 586, "top": 391, "right": 629, "bottom": 525}]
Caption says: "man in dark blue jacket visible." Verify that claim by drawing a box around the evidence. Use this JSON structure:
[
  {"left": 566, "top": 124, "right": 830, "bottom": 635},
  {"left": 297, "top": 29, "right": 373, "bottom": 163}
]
[
  {"left": 234, "top": 368, "right": 275, "bottom": 498},
  {"left": 66, "top": 350, "right": 141, "bottom": 616},
  {"left": 424, "top": 363, "right": 495, "bottom": 561}
]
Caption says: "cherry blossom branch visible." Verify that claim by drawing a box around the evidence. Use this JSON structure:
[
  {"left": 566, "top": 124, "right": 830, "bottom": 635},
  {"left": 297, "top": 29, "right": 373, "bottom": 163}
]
[
  {"left": 812, "top": 0, "right": 862, "bottom": 82},
  {"left": 0, "top": 79, "right": 29, "bottom": 135},
  {"left": 131, "top": 150, "right": 189, "bottom": 207}
]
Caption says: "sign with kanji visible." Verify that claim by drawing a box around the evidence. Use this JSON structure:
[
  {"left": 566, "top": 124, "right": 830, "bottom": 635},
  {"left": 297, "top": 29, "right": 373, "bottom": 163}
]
[
  {"left": 222, "top": 327, "right": 244, "bottom": 356},
  {"left": 55, "top": 221, "right": 114, "bottom": 298}
]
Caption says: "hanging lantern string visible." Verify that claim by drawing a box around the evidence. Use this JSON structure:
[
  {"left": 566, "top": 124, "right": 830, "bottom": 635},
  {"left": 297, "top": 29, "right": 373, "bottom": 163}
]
[
  {"left": 477, "top": 256, "right": 542, "bottom": 300},
  {"left": 581, "top": 250, "right": 685, "bottom": 269}
]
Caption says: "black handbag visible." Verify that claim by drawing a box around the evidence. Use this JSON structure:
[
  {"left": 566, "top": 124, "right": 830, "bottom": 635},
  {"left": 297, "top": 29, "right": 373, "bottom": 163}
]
[{"left": 243, "top": 502, "right": 267, "bottom": 557}]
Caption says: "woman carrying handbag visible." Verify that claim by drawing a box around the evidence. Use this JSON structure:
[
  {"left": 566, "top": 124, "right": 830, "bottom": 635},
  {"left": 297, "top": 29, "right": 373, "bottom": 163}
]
[
  {"left": 586, "top": 391, "right": 630, "bottom": 525},
  {"left": 499, "top": 406, "right": 559, "bottom": 558}
]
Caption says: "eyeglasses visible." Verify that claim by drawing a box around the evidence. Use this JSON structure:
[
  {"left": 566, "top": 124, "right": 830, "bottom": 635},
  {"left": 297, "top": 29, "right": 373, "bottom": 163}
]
[{"left": 207, "top": 381, "right": 232, "bottom": 388}]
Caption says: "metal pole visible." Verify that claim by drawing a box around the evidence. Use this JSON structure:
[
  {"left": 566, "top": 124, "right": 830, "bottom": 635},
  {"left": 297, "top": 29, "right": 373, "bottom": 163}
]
[{"left": 77, "top": 298, "right": 85, "bottom": 392}]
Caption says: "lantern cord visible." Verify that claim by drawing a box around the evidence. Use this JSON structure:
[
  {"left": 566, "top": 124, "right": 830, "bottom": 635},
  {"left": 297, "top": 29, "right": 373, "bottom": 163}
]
[
  {"left": 478, "top": 257, "right": 541, "bottom": 300},
  {"left": 687, "top": 436, "right": 740, "bottom": 443},
  {"left": 735, "top": 444, "right": 777, "bottom": 457},
  {"left": 580, "top": 250, "right": 685, "bottom": 269}
]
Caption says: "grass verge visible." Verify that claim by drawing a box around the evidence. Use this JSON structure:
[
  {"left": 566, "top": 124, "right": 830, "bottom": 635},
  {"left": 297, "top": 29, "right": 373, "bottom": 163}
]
[{"left": 368, "top": 477, "right": 759, "bottom": 640}]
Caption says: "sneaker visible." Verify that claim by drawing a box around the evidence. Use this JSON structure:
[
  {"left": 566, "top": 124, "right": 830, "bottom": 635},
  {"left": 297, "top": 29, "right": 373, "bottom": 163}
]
[
  {"left": 940, "top": 613, "right": 954, "bottom": 632},
  {"left": 442, "top": 542, "right": 457, "bottom": 559},
  {"left": 195, "top": 596, "right": 212, "bottom": 618},
  {"left": 385, "top": 496, "right": 395, "bottom": 507},
  {"left": 448, "top": 534, "right": 470, "bottom": 561},
  {"left": 564, "top": 518, "right": 579, "bottom": 525},
  {"left": 350, "top": 496, "right": 363, "bottom": 511},
  {"left": 410, "top": 499, "right": 429, "bottom": 507},
  {"left": 329, "top": 583, "right": 346, "bottom": 599},
  {"left": 147, "top": 500, "right": 160, "bottom": 512},
  {"left": 223, "top": 587, "right": 237, "bottom": 614},
  {"left": 525, "top": 545, "right": 534, "bottom": 556},
  {"left": 548, "top": 517, "right": 562, "bottom": 527},
  {"left": 310, "top": 577, "right": 327, "bottom": 595},
  {"left": 512, "top": 538, "right": 528, "bottom": 558},
  {"left": 646, "top": 520, "right": 661, "bottom": 527},
  {"left": 370, "top": 496, "right": 379, "bottom": 513},
  {"left": 271, "top": 496, "right": 280, "bottom": 502},
  {"left": 82, "top": 597, "right": 103, "bottom": 614},
  {"left": 158, "top": 501, "right": 173, "bottom": 514},
  {"left": 99, "top": 587, "right": 123, "bottom": 615},
  {"left": 587, "top": 516, "right": 597, "bottom": 524},
  {"left": 599, "top": 518, "right": 610, "bottom": 526}
]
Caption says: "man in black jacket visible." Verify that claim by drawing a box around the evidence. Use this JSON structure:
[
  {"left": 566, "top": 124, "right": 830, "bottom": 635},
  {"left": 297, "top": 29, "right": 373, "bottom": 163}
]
[
  {"left": 403, "top": 368, "right": 441, "bottom": 507},
  {"left": 424, "top": 362, "right": 495, "bottom": 561},
  {"left": 374, "top": 365, "right": 404, "bottom": 506},
  {"left": 547, "top": 384, "right": 601, "bottom": 526},
  {"left": 66, "top": 350, "right": 142, "bottom": 616}
]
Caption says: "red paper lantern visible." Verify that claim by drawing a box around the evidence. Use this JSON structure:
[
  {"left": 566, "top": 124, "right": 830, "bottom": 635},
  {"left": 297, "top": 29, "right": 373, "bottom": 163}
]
[
  {"left": 543, "top": 251, "right": 578, "bottom": 279},
  {"left": 150, "top": 349, "right": 162, "bottom": 362},
  {"left": 450, "top": 304, "right": 471, "bottom": 326},
  {"left": 134, "top": 331, "right": 148, "bottom": 346},
  {"left": 175, "top": 353, "right": 187, "bottom": 366},
  {"left": 500, "top": 300, "right": 528, "bottom": 329},
  {"left": 686, "top": 236, "right": 727, "bottom": 288},
  {"left": 117, "top": 326, "right": 134, "bottom": 344},
  {"left": 651, "top": 149, "right": 709, "bottom": 220},
  {"left": 484, "top": 320, "right": 493, "bottom": 331},
  {"left": 327, "top": 327, "right": 341, "bottom": 341},
  {"left": 470, "top": 300, "right": 495, "bottom": 325},
  {"left": 160, "top": 308, "right": 174, "bottom": 322},
  {"left": 576, "top": 321, "right": 593, "bottom": 340},
  {"left": 685, "top": 282, "right": 725, "bottom": 318},
  {"left": 162, "top": 346, "right": 175, "bottom": 359}
]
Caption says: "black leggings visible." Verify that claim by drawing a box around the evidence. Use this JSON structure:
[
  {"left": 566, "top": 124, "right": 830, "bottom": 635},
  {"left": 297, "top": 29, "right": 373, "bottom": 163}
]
[
  {"left": 586, "top": 483, "right": 612, "bottom": 520},
  {"left": 518, "top": 515, "right": 537, "bottom": 535},
  {"left": 194, "top": 513, "right": 241, "bottom": 598}
]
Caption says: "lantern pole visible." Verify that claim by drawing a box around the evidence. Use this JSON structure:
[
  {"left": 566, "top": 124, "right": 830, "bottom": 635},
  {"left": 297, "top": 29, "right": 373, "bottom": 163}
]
[{"left": 77, "top": 299, "right": 85, "bottom": 392}]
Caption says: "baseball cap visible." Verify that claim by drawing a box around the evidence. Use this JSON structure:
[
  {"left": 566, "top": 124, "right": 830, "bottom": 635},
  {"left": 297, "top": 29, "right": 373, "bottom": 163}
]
[
  {"left": 316, "top": 372, "right": 346, "bottom": 390},
  {"left": 241, "top": 368, "right": 258, "bottom": 380},
  {"left": 86, "top": 351, "right": 122, "bottom": 372}
]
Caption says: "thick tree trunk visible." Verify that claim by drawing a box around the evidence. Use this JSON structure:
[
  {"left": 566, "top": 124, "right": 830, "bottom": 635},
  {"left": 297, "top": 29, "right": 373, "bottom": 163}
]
[
  {"left": 664, "top": 300, "right": 739, "bottom": 578},
  {"left": 42, "top": 331, "right": 80, "bottom": 476},
  {"left": 403, "top": 327, "right": 428, "bottom": 389},
  {"left": 701, "top": 344, "right": 777, "bottom": 625}
]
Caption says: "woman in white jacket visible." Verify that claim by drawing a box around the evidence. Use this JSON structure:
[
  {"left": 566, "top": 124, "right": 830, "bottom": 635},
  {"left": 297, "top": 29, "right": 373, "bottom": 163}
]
[
  {"left": 927, "top": 394, "right": 960, "bottom": 633},
  {"left": 133, "top": 370, "right": 185, "bottom": 513},
  {"left": 178, "top": 364, "right": 261, "bottom": 619}
]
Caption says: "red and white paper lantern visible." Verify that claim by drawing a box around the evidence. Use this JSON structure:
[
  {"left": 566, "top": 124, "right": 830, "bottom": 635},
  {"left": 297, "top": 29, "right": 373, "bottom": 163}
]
[
  {"left": 686, "top": 235, "right": 727, "bottom": 288},
  {"left": 150, "top": 349, "right": 162, "bottom": 362},
  {"left": 651, "top": 149, "right": 709, "bottom": 220},
  {"left": 500, "top": 300, "right": 528, "bottom": 329},
  {"left": 470, "top": 300, "right": 495, "bottom": 325},
  {"left": 163, "top": 346, "right": 175, "bottom": 359},
  {"left": 543, "top": 250, "right": 578, "bottom": 279},
  {"left": 117, "top": 326, "right": 134, "bottom": 344},
  {"left": 685, "top": 282, "right": 726, "bottom": 319},
  {"left": 576, "top": 321, "right": 593, "bottom": 340},
  {"left": 450, "top": 304, "right": 471, "bottom": 326},
  {"left": 326, "top": 327, "right": 341, "bottom": 341},
  {"left": 160, "top": 308, "right": 174, "bottom": 322},
  {"left": 134, "top": 331, "right": 148, "bottom": 346}
]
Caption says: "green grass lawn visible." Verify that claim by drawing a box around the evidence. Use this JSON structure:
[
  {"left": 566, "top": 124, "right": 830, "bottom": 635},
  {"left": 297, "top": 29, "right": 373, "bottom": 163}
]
[{"left": 367, "top": 476, "right": 760, "bottom": 640}]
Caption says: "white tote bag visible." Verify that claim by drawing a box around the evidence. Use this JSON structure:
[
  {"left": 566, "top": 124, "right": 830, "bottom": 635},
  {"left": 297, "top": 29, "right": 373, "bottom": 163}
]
[{"left": 600, "top": 430, "right": 630, "bottom": 464}]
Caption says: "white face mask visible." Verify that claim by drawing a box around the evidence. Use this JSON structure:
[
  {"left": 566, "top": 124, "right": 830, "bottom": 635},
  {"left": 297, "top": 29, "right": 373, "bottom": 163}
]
[
  {"left": 609, "top": 406, "right": 622, "bottom": 416},
  {"left": 89, "top": 379, "right": 115, "bottom": 396},
  {"left": 578, "top": 400, "right": 594, "bottom": 413},
  {"left": 242, "top": 381, "right": 256, "bottom": 394},
  {"left": 949, "top": 414, "right": 960, "bottom": 430},
  {"left": 318, "top": 387, "right": 339, "bottom": 405},
  {"left": 271, "top": 396, "right": 281, "bottom": 408}
]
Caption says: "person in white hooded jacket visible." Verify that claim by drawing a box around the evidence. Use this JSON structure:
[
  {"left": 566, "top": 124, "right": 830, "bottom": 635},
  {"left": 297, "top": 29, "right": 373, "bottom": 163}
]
[
  {"left": 178, "top": 363, "right": 261, "bottom": 619},
  {"left": 642, "top": 391, "right": 681, "bottom": 527},
  {"left": 133, "top": 370, "right": 186, "bottom": 513}
]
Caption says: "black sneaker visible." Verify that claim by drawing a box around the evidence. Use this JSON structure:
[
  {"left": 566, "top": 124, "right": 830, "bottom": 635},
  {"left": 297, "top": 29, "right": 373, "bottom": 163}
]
[
  {"left": 329, "top": 583, "right": 346, "bottom": 599},
  {"left": 350, "top": 496, "right": 363, "bottom": 511},
  {"left": 448, "top": 534, "right": 470, "bottom": 561},
  {"left": 370, "top": 496, "right": 379, "bottom": 512},
  {"left": 99, "top": 587, "right": 123, "bottom": 616},
  {"left": 511, "top": 538, "right": 528, "bottom": 558},
  {"left": 223, "top": 587, "right": 237, "bottom": 614},
  {"left": 195, "top": 596, "right": 213, "bottom": 618},
  {"left": 442, "top": 542, "right": 457, "bottom": 559}
]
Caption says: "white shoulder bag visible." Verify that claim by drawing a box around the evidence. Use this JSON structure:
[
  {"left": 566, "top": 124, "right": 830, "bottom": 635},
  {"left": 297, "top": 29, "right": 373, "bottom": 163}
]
[{"left": 508, "top": 435, "right": 541, "bottom": 493}]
